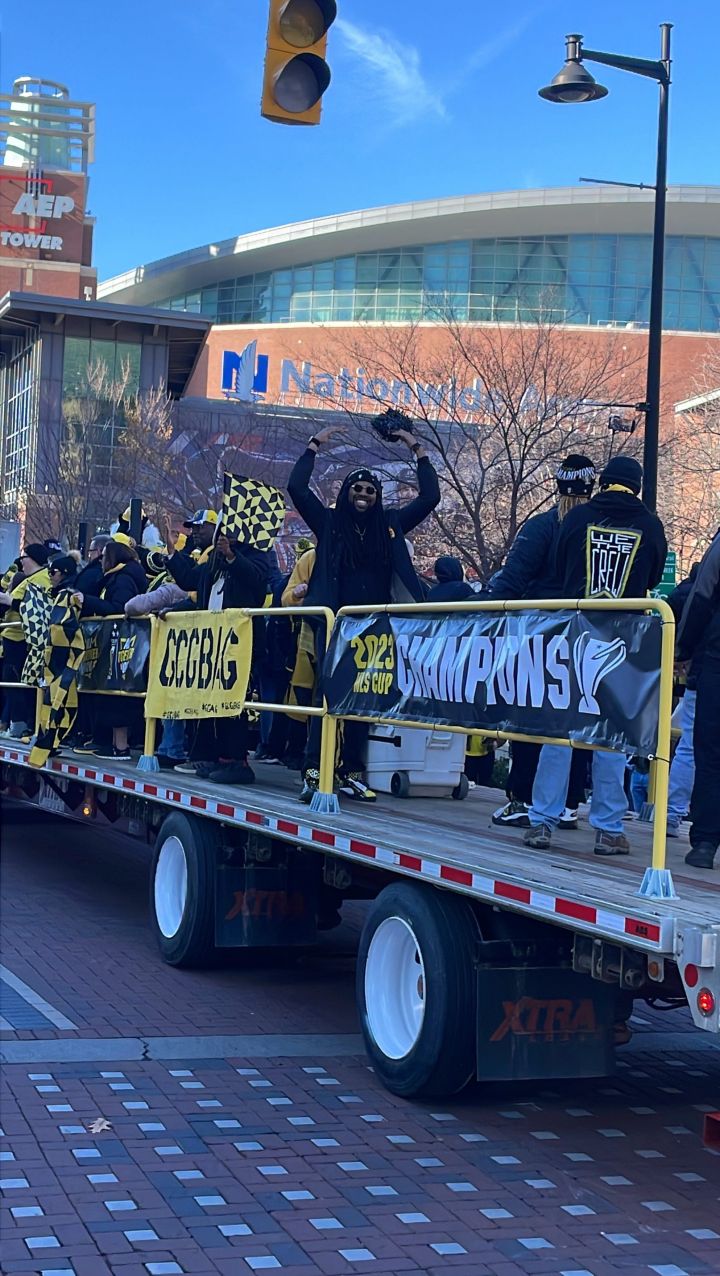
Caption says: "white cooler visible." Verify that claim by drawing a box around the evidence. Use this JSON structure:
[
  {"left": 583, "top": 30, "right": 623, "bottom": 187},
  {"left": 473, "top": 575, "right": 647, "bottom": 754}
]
[{"left": 365, "top": 724, "right": 469, "bottom": 799}]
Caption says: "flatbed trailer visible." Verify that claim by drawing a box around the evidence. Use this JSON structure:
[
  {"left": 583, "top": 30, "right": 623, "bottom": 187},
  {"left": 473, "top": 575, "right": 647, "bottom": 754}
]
[{"left": 3, "top": 737, "right": 719, "bottom": 1098}]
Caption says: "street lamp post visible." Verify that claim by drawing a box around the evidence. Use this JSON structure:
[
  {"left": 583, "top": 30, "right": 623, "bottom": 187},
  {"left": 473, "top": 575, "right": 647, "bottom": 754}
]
[{"left": 539, "top": 24, "right": 672, "bottom": 513}]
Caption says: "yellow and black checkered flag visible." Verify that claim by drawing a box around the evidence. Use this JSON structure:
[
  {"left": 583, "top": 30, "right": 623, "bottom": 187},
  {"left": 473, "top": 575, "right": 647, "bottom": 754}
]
[
  {"left": 221, "top": 472, "right": 285, "bottom": 553},
  {"left": 20, "top": 581, "right": 53, "bottom": 686},
  {"left": 29, "top": 591, "right": 85, "bottom": 769}
]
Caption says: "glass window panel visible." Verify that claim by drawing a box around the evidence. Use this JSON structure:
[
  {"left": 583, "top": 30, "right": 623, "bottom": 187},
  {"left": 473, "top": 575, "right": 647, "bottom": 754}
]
[
  {"left": 89, "top": 339, "right": 117, "bottom": 378},
  {"left": 332, "top": 300, "right": 354, "bottom": 321},
  {"left": 62, "top": 336, "right": 91, "bottom": 397},
  {"left": 356, "top": 256, "right": 378, "bottom": 282},
  {"left": 116, "top": 344, "right": 140, "bottom": 395}
]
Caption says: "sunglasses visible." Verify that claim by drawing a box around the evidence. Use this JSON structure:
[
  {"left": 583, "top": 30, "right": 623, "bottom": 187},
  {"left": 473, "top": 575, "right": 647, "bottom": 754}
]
[{"left": 351, "top": 483, "right": 377, "bottom": 497}]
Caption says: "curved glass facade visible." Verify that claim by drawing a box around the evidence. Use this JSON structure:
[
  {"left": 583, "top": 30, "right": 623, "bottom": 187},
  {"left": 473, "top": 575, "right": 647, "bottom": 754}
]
[{"left": 160, "top": 234, "right": 720, "bottom": 333}]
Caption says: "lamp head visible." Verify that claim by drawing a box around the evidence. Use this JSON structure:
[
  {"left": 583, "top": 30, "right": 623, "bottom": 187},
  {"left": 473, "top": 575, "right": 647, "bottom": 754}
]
[{"left": 539, "top": 33, "right": 608, "bottom": 103}]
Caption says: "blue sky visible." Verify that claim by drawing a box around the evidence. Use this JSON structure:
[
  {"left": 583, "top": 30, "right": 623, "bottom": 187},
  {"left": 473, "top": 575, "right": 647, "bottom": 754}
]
[{"left": 4, "top": 0, "right": 718, "bottom": 281}]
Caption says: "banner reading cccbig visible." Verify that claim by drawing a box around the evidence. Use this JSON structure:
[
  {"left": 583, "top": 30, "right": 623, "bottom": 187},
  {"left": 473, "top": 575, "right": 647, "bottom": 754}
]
[
  {"left": 323, "top": 610, "right": 662, "bottom": 757},
  {"left": 145, "top": 609, "right": 253, "bottom": 721}
]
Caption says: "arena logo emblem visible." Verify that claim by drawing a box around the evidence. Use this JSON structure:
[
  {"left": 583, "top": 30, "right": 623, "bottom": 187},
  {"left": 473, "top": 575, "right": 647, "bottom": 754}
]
[{"left": 221, "top": 341, "right": 270, "bottom": 401}]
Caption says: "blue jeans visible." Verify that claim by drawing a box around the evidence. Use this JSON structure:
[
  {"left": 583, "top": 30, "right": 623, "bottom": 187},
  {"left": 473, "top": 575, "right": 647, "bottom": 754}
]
[
  {"left": 667, "top": 689, "right": 696, "bottom": 830},
  {"left": 160, "top": 718, "right": 187, "bottom": 761},
  {"left": 529, "top": 744, "right": 628, "bottom": 834},
  {"left": 629, "top": 768, "right": 649, "bottom": 813}
]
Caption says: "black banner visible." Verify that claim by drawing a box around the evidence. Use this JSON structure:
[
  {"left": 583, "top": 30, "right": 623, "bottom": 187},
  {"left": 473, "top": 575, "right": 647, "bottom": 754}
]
[
  {"left": 323, "top": 610, "right": 662, "bottom": 756},
  {"left": 77, "top": 618, "right": 150, "bottom": 693}
]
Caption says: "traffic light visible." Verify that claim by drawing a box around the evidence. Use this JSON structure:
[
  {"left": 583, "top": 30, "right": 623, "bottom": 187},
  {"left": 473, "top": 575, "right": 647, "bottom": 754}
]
[{"left": 261, "top": 0, "right": 337, "bottom": 126}]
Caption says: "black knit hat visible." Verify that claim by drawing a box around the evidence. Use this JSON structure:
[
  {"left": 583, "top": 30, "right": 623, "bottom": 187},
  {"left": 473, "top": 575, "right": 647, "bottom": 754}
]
[
  {"left": 599, "top": 455, "right": 643, "bottom": 495},
  {"left": 22, "top": 542, "right": 50, "bottom": 566},
  {"left": 555, "top": 454, "right": 596, "bottom": 496}
]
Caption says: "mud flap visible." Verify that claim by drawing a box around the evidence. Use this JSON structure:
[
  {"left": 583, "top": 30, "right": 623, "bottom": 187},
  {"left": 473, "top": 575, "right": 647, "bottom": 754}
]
[
  {"left": 215, "top": 857, "right": 318, "bottom": 947},
  {"left": 476, "top": 956, "right": 616, "bottom": 1081}
]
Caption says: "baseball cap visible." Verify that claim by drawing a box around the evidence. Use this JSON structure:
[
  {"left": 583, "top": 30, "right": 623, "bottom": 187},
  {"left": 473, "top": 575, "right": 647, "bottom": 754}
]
[{"left": 183, "top": 509, "right": 219, "bottom": 528}]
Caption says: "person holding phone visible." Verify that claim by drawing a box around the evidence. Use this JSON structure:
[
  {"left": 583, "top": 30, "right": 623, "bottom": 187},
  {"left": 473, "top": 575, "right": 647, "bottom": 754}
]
[{"left": 287, "top": 421, "right": 440, "bottom": 803}]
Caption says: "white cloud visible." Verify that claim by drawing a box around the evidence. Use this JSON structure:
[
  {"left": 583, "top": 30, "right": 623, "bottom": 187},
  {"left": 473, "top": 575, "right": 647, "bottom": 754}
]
[
  {"left": 451, "top": 13, "right": 537, "bottom": 87},
  {"left": 336, "top": 17, "right": 447, "bottom": 127}
]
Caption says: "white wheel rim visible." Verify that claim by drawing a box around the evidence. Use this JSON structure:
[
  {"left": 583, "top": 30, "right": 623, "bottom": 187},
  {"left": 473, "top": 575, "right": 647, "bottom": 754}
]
[
  {"left": 154, "top": 836, "right": 188, "bottom": 938},
  {"left": 365, "top": 916, "right": 426, "bottom": 1059}
]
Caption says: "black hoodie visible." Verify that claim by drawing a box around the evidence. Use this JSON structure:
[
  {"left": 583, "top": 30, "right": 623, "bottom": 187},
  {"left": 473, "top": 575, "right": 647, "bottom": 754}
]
[
  {"left": 555, "top": 488, "right": 667, "bottom": 599},
  {"left": 288, "top": 447, "right": 440, "bottom": 612}
]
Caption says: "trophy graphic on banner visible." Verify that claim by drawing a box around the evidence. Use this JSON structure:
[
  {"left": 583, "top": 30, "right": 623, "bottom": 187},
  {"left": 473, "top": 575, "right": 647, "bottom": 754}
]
[{"left": 573, "top": 632, "right": 626, "bottom": 715}]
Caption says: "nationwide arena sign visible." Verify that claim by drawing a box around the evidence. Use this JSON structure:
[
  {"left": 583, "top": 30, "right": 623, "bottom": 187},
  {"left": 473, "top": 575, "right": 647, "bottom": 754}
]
[{"left": 222, "top": 340, "right": 500, "bottom": 414}]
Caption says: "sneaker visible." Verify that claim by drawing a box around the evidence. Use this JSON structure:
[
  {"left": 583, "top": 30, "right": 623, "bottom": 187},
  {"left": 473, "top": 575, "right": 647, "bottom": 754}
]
[
  {"left": 300, "top": 767, "right": 320, "bottom": 804},
  {"left": 523, "top": 823, "right": 552, "bottom": 849},
  {"left": 93, "top": 745, "right": 131, "bottom": 762},
  {"left": 492, "top": 799, "right": 530, "bottom": 827},
  {"left": 253, "top": 743, "right": 272, "bottom": 761},
  {"left": 685, "top": 843, "right": 717, "bottom": 869},
  {"left": 666, "top": 821, "right": 680, "bottom": 839},
  {"left": 8, "top": 721, "right": 30, "bottom": 740},
  {"left": 73, "top": 739, "right": 98, "bottom": 755},
  {"left": 209, "top": 761, "right": 256, "bottom": 785},
  {"left": 594, "top": 830, "right": 631, "bottom": 856},
  {"left": 156, "top": 753, "right": 185, "bottom": 771},
  {"left": 559, "top": 806, "right": 578, "bottom": 830},
  {"left": 173, "top": 760, "right": 198, "bottom": 774},
  {"left": 338, "top": 772, "right": 377, "bottom": 802},
  {"left": 194, "top": 761, "right": 219, "bottom": 779}
]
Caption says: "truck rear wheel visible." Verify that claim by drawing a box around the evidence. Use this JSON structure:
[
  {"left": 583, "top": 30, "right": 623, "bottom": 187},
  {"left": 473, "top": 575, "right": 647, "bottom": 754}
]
[
  {"left": 357, "top": 882, "right": 478, "bottom": 1098},
  {"left": 151, "top": 813, "right": 217, "bottom": 968}
]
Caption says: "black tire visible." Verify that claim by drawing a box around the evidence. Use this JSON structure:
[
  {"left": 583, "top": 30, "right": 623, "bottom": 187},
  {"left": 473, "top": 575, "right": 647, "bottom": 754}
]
[
  {"left": 390, "top": 770, "right": 411, "bottom": 798},
  {"left": 356, "top": 881, "right": 478, "bottom": 1098},
  {"left": 452, "top": 774, "right": 470, "bottom": 801},
  {"left": 150, "top": 813, "right": 218, "bottom": 968}
]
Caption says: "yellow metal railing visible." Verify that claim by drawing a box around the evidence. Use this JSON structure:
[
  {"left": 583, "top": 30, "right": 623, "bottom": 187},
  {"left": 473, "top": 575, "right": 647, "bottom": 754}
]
[{"left": 1, "top": 607, "right": 336, "bottom": 784}]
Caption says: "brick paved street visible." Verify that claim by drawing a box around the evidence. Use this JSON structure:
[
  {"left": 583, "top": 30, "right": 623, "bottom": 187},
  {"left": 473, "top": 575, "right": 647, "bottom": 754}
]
[{"left": 2, "top": 803, "right": 719, "bottom": 1276}]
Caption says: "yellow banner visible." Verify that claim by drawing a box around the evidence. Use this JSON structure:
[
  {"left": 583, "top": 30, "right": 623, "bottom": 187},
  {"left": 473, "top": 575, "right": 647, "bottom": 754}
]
[{"left": 145, "top": 609, "right": 253, "bottom": 721}]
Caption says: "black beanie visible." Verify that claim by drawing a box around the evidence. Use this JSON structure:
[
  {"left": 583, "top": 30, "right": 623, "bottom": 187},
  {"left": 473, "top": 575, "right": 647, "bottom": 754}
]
[
  {"left": 599, "top": 455, "right": 643, "bottom": 495},
  {"left": 23, "top": 542, "right": 50, "bottom": 566},
  {"left": 555, "top": 454, "right": 596, "bottom": 496},
  {"left": 435, "top": 555, "right": 464, "bottom": 582}
]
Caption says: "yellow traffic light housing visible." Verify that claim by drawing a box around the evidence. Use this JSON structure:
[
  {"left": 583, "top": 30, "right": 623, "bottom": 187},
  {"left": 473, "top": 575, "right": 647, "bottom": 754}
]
[{"left": 261, "top": 0, "right": 337, "bottom": 126}]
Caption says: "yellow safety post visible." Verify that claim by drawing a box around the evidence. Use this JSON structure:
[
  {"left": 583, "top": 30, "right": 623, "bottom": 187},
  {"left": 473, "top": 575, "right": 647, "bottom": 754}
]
[
  {"left": 638, "top": 599, "right": 677, "bottom": 899},
  {"left": 138, "top": 616, "right": 159, "bottom": 771},
  {"left": 313, "top": 711, "right": 340, "bottom": 814}
]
